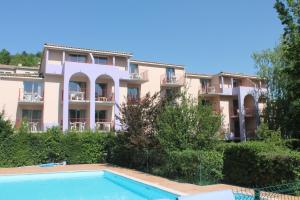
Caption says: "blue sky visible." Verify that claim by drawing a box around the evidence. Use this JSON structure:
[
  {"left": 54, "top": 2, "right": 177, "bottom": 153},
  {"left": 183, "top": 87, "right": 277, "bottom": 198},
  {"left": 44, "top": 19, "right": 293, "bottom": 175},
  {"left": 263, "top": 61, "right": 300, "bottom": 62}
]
[{"left": 0, "top": 0, "right": 282, "bottom": 74}]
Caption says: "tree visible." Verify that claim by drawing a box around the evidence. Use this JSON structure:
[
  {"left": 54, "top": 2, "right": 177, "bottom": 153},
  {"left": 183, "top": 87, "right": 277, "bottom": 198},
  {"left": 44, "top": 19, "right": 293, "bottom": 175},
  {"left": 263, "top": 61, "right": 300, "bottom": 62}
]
[
  {"left": 156, "top": 95, "right": 222, "bottom": 151},
  {"left": 0, "top": 49, "right": 10, "bottom": 64},
  {"left": 253, "top": 0, "right": 300, "bottom": 137}
]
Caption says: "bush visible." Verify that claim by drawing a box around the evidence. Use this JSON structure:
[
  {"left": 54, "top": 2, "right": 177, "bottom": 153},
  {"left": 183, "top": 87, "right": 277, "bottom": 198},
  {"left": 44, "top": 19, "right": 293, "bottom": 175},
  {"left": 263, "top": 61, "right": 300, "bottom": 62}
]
[
  {"left": 256, "top": 122, "right": 282, "bottom": 142},
  {"left": 0, "top": 127, "right": 116, "bottom": 167},
  {"left": 223, "top": 142, "right": 300, "bottom": 187},
  {"left": 284, "top": 139, "right": 300, "bottom": 151},
  {"left": 153, "top": 150, "right": 223, "bottom": 185}
]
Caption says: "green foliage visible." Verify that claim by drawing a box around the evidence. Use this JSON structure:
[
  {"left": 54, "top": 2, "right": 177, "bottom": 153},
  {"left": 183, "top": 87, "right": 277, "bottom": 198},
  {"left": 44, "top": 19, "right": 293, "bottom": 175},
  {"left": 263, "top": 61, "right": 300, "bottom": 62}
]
[
  {"left": 156, "top": 95, "right": 221, "bottom": 151},
  {"left": 0, "top": 49, "right": 10, "bottom": 64},
  {"left": 0, "top": 111, "right": 13, "bottom": 141},
  {"left": 153, "top": 150, "right": 223, "bottom": 185},
  {"left": 0, "top": 127, "right": 116, "bottom": 167},
  {"left": 0, "top": 49, "right": 41, "bottom": 67},
  {"left": 253, "top": 1, "right": 300, "bottom": 137},
  {"left": 256, "top": 122, "right": 282, "bottom": 142},
  {"left": 284, "top": 139, "right": 300, "bottom": 151},
  {"left": 223, "top": 142, "right": 300, "bottom": 187}
]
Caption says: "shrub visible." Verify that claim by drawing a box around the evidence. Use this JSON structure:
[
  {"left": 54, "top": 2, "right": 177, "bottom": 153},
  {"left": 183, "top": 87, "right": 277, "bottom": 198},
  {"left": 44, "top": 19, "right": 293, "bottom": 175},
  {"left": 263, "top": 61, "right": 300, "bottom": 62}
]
[
  {"left": 156, "top": 95, "right": 222, "bottom": 151},
  {"left": 223, "top": 142, "right": 300, "bottom": 187},
  {"left": 256, "top": 122, "right": 282, "bottom": 142},
  {"left": 153, "top": 150, "right": 223, "bottom": 185},
  {"left": 284, "top": 139, "right": 300, "bottom": 151}
]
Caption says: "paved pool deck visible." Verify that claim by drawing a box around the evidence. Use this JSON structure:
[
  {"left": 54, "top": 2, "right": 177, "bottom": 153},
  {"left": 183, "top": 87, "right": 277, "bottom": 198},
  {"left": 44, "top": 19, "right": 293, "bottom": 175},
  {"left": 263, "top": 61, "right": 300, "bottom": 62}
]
[{"left": 0, "top": 164, "right": 298, "bottom": 199}]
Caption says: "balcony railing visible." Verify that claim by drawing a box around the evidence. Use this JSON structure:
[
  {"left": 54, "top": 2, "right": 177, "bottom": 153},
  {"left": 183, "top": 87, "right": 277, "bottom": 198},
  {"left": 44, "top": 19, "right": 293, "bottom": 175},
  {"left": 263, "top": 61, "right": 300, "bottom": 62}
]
[
  {"left": 95, "top": 92, "right": 114, "bottom": 103},
  {"left": 127, "top": 95, "right": 140, "bottom": 104},
  {"left": 129, "top": 71, "right": 149, "bottom": 82},
  {"left": 160, "top": 74, "right": 185, "bottom": 86},
  {"left": 69, "top": 90, "right": 87, "bottom": 101},
  {"left": 199, "top": 86, "right": 217, "bottom": 94},
  {"left": 18, "top": 89, "right": 44, "bottom": 103},
  {"left": 95, "top": 119, "right": 112, "bottom": 132},
  {"left": 69, "top": 118, "right": 87, "bottom": 132},
  {"left": 16, "top": 118, "right": 43, "bottom": 132}
]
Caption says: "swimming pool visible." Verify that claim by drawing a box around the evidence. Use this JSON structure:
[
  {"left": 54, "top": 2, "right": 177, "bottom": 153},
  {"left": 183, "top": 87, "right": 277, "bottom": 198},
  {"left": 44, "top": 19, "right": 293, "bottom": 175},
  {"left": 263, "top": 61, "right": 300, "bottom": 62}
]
[{"left": 0, "top": 171, "right": 179, "bottom": 200}]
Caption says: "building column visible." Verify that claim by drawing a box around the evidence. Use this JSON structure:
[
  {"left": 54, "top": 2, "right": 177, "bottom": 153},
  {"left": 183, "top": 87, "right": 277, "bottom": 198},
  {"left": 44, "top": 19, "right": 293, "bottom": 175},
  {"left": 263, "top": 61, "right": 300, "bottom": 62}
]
[
  {"left": 114, "top": 78, "right": 121, "bottom": 130},
  {"left": 62, "top": 76, "right": 70, "bottom": 131},
  {"left": 89, "top": 78, "right": 95, "bottom": 130}
]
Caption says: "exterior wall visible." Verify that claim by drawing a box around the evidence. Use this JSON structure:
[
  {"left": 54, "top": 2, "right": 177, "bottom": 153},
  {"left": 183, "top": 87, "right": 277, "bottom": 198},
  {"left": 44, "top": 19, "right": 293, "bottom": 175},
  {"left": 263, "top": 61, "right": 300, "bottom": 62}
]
[
  {"left": 219, "top": 96, "right": 231, "bottom": 133},
  {"left": 186, "top": 76, "right": 200, "bottom": 100},
  {"left": 139, "top": 64, "right": 165, "bottom": 96},
  {"left": 43, "top": 75, "right": 62, "bottom": 129},
  {"left": 0, "top": 78, "right": 23, "bottom": 122}
]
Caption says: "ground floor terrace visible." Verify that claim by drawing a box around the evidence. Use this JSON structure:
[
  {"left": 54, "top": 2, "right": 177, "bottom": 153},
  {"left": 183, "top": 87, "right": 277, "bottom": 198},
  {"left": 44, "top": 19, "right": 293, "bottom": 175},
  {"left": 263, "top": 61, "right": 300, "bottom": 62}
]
[{"left": 0, "top": 164, "right": 296, "bottom": 200}]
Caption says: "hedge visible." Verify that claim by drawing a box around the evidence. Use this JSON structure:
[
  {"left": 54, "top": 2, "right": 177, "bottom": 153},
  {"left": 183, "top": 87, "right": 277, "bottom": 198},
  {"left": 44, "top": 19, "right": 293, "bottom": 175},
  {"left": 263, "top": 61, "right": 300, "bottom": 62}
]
[
  {"left": 223, "top": 142, "right": 300, "bottom": 187},
  {"left": 0, "top": 129, "right": 116, "bottom": 167},
  {"left": 153, "top": 149, "right": 223, "bottom": 185}
]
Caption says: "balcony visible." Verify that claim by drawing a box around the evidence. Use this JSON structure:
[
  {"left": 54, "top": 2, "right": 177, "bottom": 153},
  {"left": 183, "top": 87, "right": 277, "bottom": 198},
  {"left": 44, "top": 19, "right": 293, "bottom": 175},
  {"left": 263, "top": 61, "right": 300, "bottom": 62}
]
[
  {"left": 95, "top": 93, "right": 114, "bottom": 105},
  {"left": 69, "top": 118, "right": 87, "bottom": 132},
  {"left": 160, "top": 74, "right": 185, "bottom": 87},
  {"left": 16, "top": 118, "right": 43, "bottom": 132},
  {"left": 199, "top": 86, "right": 217, "bottom": 94},
  {"left": 127, "top": 95, "right": 140, "bottom": 104},
  {"left": 128, "top": 71, "right": 149, "bottom": 83},
  {"left": 69, "top": 91, "right": 88, "bottom": 103},
  {"left": 18, "top": 89, "right": 44, "bottom": 104},
  {"left": 95, "top": 120, "right": 112, "bottom": 132}
]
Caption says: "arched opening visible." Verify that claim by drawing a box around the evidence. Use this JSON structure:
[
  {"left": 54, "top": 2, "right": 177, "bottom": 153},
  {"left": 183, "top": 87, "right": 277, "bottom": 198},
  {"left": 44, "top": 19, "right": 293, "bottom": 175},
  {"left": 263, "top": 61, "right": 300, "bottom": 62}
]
[
  {"left": 95, "top": 74, "right": 115, "bottom": 132},
  {"left": 244, "top": 94, "right": 256, "bottom": 138},
  {"left": 68, "top": 72, "right": 90, "bottom": 131}
]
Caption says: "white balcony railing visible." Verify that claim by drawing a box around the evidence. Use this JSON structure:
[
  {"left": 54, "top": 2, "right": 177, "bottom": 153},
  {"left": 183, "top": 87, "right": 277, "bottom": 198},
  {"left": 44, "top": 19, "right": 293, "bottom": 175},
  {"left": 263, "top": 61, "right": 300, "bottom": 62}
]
[
  {"left": 199, "top": 86, "right": 217, "bottom": 94},
  {"left": 160, "top": 74, "right": 185, "bottom": 86},
  {"left": 129, "top": 71, "right": 148, "bottom": 81},
  {"left": 95, "top": 120, "right": 112, "bottom": 132},
  {"left": 69, "top": 91, "right": 87, "bottom": 101},
  {"left": 19, "top": 89, "right": 44, "bottom": 103}
]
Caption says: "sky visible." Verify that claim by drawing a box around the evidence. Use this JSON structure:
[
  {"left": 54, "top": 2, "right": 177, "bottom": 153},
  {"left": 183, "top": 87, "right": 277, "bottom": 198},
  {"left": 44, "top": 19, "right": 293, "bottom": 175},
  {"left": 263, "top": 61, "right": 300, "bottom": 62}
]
[{"left": 0, "top": 0, "right": 283, "bottom": 75}]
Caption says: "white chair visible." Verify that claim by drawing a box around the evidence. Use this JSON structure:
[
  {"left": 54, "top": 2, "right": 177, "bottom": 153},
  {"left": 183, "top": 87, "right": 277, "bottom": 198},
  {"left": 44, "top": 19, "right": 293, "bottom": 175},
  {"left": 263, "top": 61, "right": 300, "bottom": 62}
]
[
  {"left": 30, "top": 122, "right": 38, "bottom": 132},
  {"left": 79, "top": 122, "right": 85, "bottom": 132},
  {"left": 70, "top": 122, "right": 76, "bottom": 131}
]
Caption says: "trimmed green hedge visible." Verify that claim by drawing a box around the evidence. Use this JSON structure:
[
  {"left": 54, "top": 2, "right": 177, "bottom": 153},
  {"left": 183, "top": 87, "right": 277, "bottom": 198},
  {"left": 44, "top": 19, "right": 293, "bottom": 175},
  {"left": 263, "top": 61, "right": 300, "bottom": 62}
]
[
  {"left": 223, "top": 142, "right": 300, "bottom": 187},
  {"left": 0, "top": 128, "right": 116, "bottom": 167},
  {"left": 153, "top": 149, "right": 223, "bottom": 185}
]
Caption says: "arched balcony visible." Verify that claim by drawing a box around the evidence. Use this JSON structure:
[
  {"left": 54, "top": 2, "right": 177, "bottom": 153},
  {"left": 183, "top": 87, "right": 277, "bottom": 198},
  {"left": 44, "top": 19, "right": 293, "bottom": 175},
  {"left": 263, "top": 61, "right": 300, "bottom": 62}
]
[{"left": 68, "top": 72, "right": 90, "bottom": 131}]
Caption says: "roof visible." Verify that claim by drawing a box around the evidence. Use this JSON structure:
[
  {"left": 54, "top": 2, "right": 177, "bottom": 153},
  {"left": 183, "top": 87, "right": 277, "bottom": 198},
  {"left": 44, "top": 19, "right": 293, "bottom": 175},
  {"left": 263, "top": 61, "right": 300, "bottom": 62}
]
[
  {"left": 0, "top": 64, "right": 39, "bottom": 70},
  {"left": 186, "top": 72, "right": 212, "bottom": 78},
  {"left": 44, "top": 43, "right": 133, "bottom": 57},
  {"left": 217, "top": 71, "right": 260, "bottom": 79},
  {"left": 131, "top": 59, "right": 184, "bottom": 69}
]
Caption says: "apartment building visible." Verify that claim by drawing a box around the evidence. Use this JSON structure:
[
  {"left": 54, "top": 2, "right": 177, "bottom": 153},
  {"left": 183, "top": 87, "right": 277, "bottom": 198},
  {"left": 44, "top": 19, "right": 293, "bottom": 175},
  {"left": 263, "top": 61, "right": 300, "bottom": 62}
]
[{"left": 0, "top": 44, "right": 266, "bottom": 141}]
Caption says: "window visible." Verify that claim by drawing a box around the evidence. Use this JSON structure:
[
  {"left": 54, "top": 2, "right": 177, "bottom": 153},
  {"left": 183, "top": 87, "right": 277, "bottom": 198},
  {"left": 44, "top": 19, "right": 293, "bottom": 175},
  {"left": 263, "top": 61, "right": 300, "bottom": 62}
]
[
  {"left": 23, "top": 81, "right": 43, "bottom": 95},
  {"left": 94, "top": 57, "right": 108, "bottom": 65},
  {"left": 166, "top": 67, "right": 175, "bottom": 81},
  {"left": 22, "top": 110, "right": 42, "bottom": 122},
  {"left": 129, "top": 63, "right": 138, "bottom": 74},
  {"left": 95, "top": 83, "right": 107, "bottom": 97},
  {"left": 95, "top": 110, "right": 106, "bottom": 122},
  {"left": 233, "top": 79, "right": 240, "bottom": 87},
  {"left": 127, "top": 87, "right": 139, "bottom": 100},
  {"left": 69, "top": 81, "right": 86, "bottom": 92},
  {"left": 201, "top": 79, "right": 211, "bottom": 91},
  {"left": 68, "top": 54, "right": 87, "bottom": 63},
  {"left": 69, "top": 109, "right": 86, "bottom": 122}
]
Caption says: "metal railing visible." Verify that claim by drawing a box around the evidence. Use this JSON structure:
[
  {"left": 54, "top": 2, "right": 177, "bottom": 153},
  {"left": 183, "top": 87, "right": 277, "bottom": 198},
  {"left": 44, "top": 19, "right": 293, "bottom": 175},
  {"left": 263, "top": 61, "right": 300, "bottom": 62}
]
[
  {"left": 129, "top": 70, "right": 149, "bottom": 81},
  {"left": 95, "top": 120, "right": 112, "bottom": 132},
  {"left": 233, "top": 181, "right": 300, "bottom": 199},
  {"left": 127, "top": 95, "right": 140, "bottom": 104},
  {"left": 95, "top": 93, "right": 114, "bottom": 102},
  {"left": 69, "top": 90, "right": 87, "bottom": 101},
  {"left": 199, "top": 86, "right": 217, "bottom": 94},
  {"left": 18, "top": 89, "right": 44, "bottom": 102},
  {"left": 160, "top": 74, "right": 185, "bottom": 86}
]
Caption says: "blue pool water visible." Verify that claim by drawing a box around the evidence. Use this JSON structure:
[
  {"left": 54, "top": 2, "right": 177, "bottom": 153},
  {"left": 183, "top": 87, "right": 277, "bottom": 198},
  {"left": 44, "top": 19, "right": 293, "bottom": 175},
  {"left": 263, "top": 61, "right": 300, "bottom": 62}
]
[{"left": 0, "top": 171, "right": 178, "bottom": 200}]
